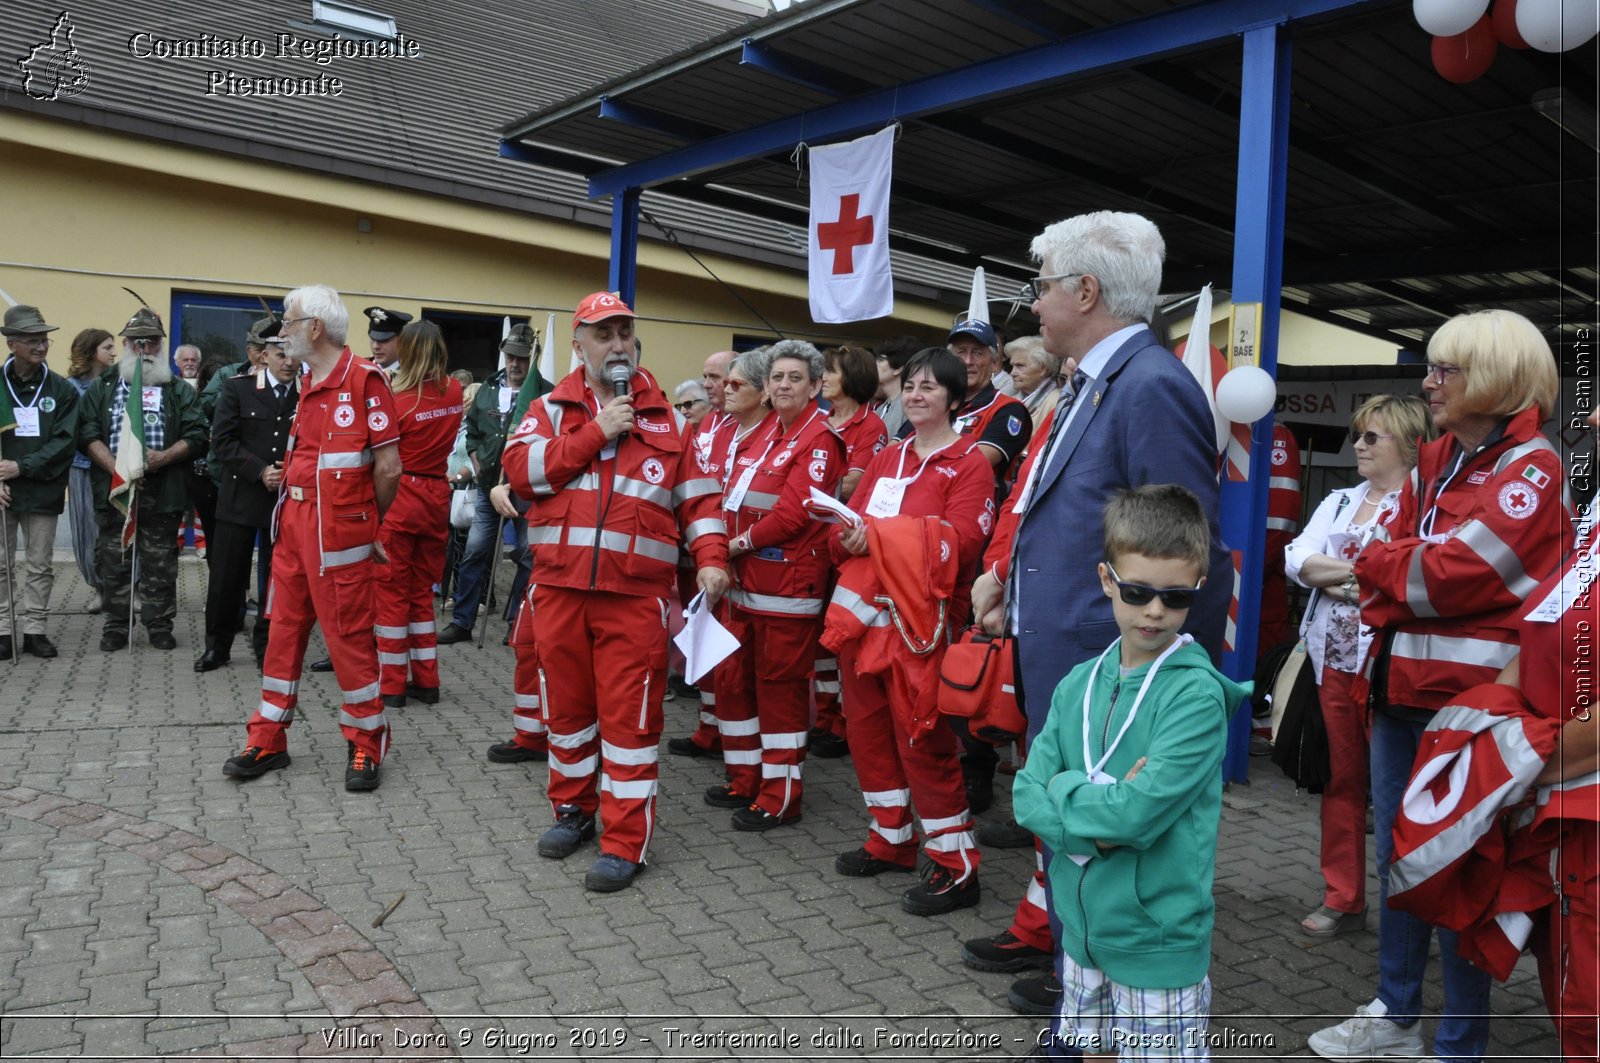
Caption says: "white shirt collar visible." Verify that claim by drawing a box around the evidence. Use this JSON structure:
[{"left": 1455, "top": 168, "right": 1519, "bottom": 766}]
[{"left": 1074, "top": 323, "right": 1148, "bottom": 384}]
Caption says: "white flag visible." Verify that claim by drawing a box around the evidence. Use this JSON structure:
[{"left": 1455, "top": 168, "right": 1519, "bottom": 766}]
[{"left": 808, "top": 126, "right": 894, "bottom": 324}]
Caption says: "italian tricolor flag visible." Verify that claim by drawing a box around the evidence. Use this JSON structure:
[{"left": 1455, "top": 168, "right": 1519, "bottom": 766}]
[{"left": 109, "top": 361, "right": 147, "bottom": 549}]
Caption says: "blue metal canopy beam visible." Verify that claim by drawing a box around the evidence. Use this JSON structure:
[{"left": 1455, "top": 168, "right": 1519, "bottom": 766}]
[
  {"left": 738, "top": 39, "right": 868, "bottom": 97},
  {"left": 598, "top": 97, "right": 725, "bottom": 143},
  {"left": 584, "top": 0, "right": 1376, "bottom": 197}
]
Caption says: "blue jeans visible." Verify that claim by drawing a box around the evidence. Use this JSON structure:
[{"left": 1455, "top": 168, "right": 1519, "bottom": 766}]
[
  {"left": 1371, "top": 710, "right": 1491, "bottom": 1062},
  {"left": 448, "top": 490, "right": 529, "bottom": 631}
]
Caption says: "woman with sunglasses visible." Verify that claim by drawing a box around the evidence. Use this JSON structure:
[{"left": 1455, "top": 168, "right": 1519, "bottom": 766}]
[
  {"left": 1309, "top": 309, "right": 1568, "bottom": 1063},
  {"left": 1285, "top": 394, "right": 1434, "bottom": 940},
  {"left": 671, "top": 379, "right": 710, "bottom": 429},
  {"left": 827, "top": 348, "right": 996, "bottom": 916}
]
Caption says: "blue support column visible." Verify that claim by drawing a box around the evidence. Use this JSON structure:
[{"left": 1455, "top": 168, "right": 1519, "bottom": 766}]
[
  {"left": 608, "top": 187, "right": 641, "bottom": 309},
  {"left": 1220, "top": 21, "right": 1292, "bottom": 783}
]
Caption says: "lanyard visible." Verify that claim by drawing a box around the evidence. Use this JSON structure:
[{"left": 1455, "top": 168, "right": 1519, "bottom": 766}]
[
  {"left": 723, "top": 423, "right": 774, "bottom": 491},
  {"left": 1081, "top": 634, "right": 1191, "bottom": 778},
  {"left": 1419, "top": 450, "right": 1468, "bottom": 539},
  {"left": 2, "top": 359, "right": 48, "bottom": 410},
  {"left": 890, "top": 436, "right": 955, "bottom": 486}
]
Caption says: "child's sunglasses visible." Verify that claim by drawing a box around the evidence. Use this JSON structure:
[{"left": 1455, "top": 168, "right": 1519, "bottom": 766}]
[{"left": 1106, "top": 562, "right": 1202, "bottom": 609}]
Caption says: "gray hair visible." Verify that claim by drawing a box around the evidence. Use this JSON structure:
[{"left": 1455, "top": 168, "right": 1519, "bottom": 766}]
[
  {"left": 730, "top": 347, "right": 774, "bottom": 389},
  {"left": 1006, "top": 334, "right": 1059, "bottom": 377},
  {"left": 674, "top": 379, "right": 708, "bottom": 403},
  {"left": 1030, "top": 212, "right": 1164, "bottom": 326},
  {"left": 284, "top": 284, "right": 349, "bottom": 345},
  {"left": 766, "top": 338, "right": 824, "bottom": 382}
]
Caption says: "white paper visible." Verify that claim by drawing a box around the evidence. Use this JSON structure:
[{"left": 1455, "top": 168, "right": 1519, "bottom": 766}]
[
  {"left": 1526, "top": 561, "right": 1595, "bottom": 624},
  {"left": 803, "top": 486, "right": 863, "bottom": 527},
  {"left": 12, "top": 408, "right": 40, "bottom": 437},
  {"left": 673, "top": 591, "right": 740, "bottom": 685}
]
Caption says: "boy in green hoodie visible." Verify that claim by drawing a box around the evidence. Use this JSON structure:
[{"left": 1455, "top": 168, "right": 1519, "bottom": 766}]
[{"left": 1014, "top": 485, "right": 1250, "bottom": 1060}]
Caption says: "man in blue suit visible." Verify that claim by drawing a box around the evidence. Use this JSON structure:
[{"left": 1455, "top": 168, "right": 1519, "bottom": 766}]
[{"left": 968, "top": 211, "right": 1232, "bottom": 1037}]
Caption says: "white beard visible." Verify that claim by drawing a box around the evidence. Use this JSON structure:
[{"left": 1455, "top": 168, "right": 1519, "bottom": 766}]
[{"left": 118, "top": 349, "right": 173, "bottom": 386}]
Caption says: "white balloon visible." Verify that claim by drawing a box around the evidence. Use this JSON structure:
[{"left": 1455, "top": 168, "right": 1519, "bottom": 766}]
[
  {"left": 1414, "top": 0, "right": 1491, "bottom": 35},
  {"left": 1215, "top": 366, "right": 1277, "bottom": 424},
  {"left": 1516, "top": 0, "right": 1600, "bottom": 51}
]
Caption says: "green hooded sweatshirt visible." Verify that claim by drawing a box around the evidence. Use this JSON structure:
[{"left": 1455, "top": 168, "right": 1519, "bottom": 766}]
[{"left": 1013, "top": 637, "right": 1251, "bottom": 989}]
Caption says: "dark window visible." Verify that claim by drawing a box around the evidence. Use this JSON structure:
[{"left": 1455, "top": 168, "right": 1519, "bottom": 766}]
[
  {"left": 422, "top": 310, "right": 525, "bottom": 383},
  {"left": 171, "top": 291, "right": 283, "bottom": 368}
]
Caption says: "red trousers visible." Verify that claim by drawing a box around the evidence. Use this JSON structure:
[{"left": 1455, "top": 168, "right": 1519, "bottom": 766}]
[
  {"left": 1537, "top": 827, "right": 1599, "bottom": 1062},
  {"left": 374, "top": 519, "right": 448, "bottom": 696},
  {"left": 250, "top": 499, "right": 388, "bottom": 759},
  {"left": 813, "top": 652, "right": 844, "bottom": 740},
  {"left": 533, "top": 585, "right": 668, "bottom": 862},
  {"left": 506, "top": 587, "right": 548, "bottom": 753},
  {"left": 839, "top": 641, "right": 979, "bottom": 878},
  {"left": 1005, "top": 846, "right": 1053, "bottom": 951},
  {"left": 1318, "top": 666, "right": 1370, "bottom": 914},
  {"left": 717, "top": 605, "right": 817, "bottom": 817}
]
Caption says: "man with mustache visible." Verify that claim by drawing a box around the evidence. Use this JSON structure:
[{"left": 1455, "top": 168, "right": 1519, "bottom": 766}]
[{"left": 77, "top": 307, "right": 209, "bottom": 651}]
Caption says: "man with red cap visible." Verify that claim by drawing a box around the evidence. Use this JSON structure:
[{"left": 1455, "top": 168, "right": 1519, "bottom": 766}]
[
  {"left": 503, "top": 291, "right": 729, "bottom": 892},
  {"left": 222, "top": 284, "right": 400, "bottom": 792}
]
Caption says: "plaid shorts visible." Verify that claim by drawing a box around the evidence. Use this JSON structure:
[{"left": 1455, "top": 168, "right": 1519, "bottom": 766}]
[{"left": 1054, "top": 954, "right": 1213, "bottom": 1061}]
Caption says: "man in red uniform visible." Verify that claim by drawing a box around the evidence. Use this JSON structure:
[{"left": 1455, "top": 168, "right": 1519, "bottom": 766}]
[
  {"left": 503, "top": 291, "right": 729, "bottom": 892},
  {"left": 222, "top": 284, "right": 401, "bottom": 792}
]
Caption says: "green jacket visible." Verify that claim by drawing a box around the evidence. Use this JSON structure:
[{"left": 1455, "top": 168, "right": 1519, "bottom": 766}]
[
  {"left": 77, "top": 366, "right": 209, "bottom": 515},
  {"left": 0, "top": 362, "right": 80, "bottom": 515},
  {"left": 465, "top": 368, "right": 550, "bottom": 491},
  {"left": 1013, "top": 638, "right": 1250, "bottom": 990}
]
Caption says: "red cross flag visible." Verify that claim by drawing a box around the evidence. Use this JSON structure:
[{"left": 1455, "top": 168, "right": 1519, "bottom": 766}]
[{"left": 808, "top": 126, "right": 895, "bottom": 323}]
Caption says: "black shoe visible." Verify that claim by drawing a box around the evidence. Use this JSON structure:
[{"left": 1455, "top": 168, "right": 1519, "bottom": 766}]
[
  {"left": 381, "top": 693, "right": 407, "bottom": 709},
  {"left": 1007, "top": 972, "right": 1063, "bottom": 1016},
  {"left": 962, "top": 930, "right": 1054, "bottom": 973},
  {"left": 345, "top": 744, "right": 381, "bottom": 791},
  {"left": 21, "top": 634, "right": 57, "bottom": 659},
  {"left": 148, "top": 630, "right": 177, "bottom": 651},
  {"left": 223, "top": 745, "right": 291, "bottom": 779},
  {"left": 976, "top": 819, "right": 1034, "bottom": 849},
  {"left": 405, "top": 684, "right": 440, "bottom": 705},
  {"left": 309, "top": 656, "right": 334, "bottom": 673},
  {"left": 731, "top": 805, "right": 800, "bottom": 832},
  {"left": 194, "top": 649, "right": 230, "bottom": 673},
  {"left": 669, "top": 736, "right": 721, "bottom": 758},
  {"left": 704, "top": 783, "right": 753, "bottom": 809},
  {"left": 584, "top": 853, "right": 647, "bottom": 892},
  {"left": 486, "top": 739, "right": 548, "bottom": 763},
  {"left": 808, "top": 729, "right": 850, "bottom": 759},
  {"left": 436, "top": 624, "right": 472, "bottom": 645},
  {"left": 666, "top": 673, "right": 700, "bottom": 700},
  {"left": 99, "top": 631, "right": 128, "bottom": 652},
  {"left": 537, "top": 804, "right": 596, "bottom": 859},
  {"left": 835, "top": 847, "right": 914, "bottom": 877},
  {"left": 901, "top": 863, "right": 980, "bottom": 916}
]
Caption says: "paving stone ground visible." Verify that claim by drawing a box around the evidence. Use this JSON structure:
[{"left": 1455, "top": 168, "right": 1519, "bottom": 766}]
[{"left": 0, "top": 559, "right": 1561, "bottom": 1060}]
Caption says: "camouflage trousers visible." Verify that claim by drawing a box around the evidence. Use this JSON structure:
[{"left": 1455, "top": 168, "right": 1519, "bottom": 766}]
[{"left": 94, "top": 507, "right": 181, "bottom": 636}]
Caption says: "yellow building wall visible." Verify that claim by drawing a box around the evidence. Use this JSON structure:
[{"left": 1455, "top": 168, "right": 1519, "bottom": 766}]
[
  {"left": 0, "top": 110, "right": 954, "bottom": 387},
  {"left": 1171, "top": 298, "right": 1405, "bottom": 368}
]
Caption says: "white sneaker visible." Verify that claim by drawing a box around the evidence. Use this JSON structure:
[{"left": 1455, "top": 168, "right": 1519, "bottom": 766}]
[{"left": 1307, "top": 998, "right": 1426, "bottom": 1060}]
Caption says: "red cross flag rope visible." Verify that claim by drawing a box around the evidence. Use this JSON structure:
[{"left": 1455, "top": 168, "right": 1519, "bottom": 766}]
[{"left": 807, "top": 125, "right": 895, "bottom": 323}]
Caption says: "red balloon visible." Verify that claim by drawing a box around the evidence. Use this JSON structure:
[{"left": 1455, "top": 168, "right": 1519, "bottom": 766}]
[
  {"left": 1432, "top": 16, "right": 1498, "bottom": 82},
  {"left": 1491, "top": 0, "right": 1530, "bottom": 48}
]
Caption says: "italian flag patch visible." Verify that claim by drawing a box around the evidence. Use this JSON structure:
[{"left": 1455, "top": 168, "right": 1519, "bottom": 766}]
[{"left": 1521, "top": 464, "right": 1550, "bottom": 490}]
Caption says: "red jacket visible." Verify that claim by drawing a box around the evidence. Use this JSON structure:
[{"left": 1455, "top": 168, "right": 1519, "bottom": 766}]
[
  {"left": 385, "top": 376, "right": 463, "bottom": 537},
  {"left": 724, "top": 401, "right": 844, "bottom": 616},
  {"left": 1356, "top": 406, "right": 1570, "bottom": 711},
  {"left": 983, "top": 403, "right": 1056, "bottom": 585},
  {"left": 278, "top": 347, "right": 399, "bottom": 571},
  {"left": 504, "top": 366, "right": 727, "bottom": 596},
  {"left": 831, "top": 403, "right": 889, "bottom": 474}
]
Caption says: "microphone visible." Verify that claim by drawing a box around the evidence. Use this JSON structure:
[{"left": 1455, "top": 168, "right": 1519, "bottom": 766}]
[{"left": 608, "top": 363, "right": 632, "bottom": 441}]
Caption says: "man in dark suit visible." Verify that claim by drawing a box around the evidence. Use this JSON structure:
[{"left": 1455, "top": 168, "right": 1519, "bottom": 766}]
[
  {"left": 968, "top": 211, "right": 1232, "bottom": 1028},
  {"left": 196, "top": 338, "right": 298, "bottom": 671}
]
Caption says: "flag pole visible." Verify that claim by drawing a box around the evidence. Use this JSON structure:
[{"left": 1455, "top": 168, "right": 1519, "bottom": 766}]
[{"left": 127, "top": 485, "right": 138, "bottom": 657}]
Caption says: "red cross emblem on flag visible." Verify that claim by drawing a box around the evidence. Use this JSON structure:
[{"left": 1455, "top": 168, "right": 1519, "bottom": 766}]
[{"left": 817, "top": 193, "right": 875, "bottom": 275}]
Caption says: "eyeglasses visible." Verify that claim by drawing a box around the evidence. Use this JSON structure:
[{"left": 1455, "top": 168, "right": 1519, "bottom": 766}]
[
  {"left": 12, "top": 338, "right": 50, "bottom": 350},
  {"left": 1022, "top": 273, "right": 1084, "bottom": 302},
  {"left": 279, "top": 316, "right": 316, "bottom": 329},
  {"left": 1349, "top": 430, "right": 1396, "bottom": 446},
  {"left": 673, "top": 400, "right": 702, "bottom": 413},
  {"left": 723, "top": 378, "right": 752, "bottom": 393},
  {"left": 1105, "top": 562, "right": 1202, "bottom": 610},
  {"left": 1424, "top": 361, "right": 1463, "bottom": 383}
]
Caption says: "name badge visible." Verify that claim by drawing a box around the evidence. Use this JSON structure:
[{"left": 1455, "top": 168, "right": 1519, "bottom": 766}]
[
  {"left": 724, "top": 461, "right": 760, "bottom": 511},
  {"left": 142, "top": 386, "right": 162, "bottom": 412},
  {"left": 1526, "top": 561, "right": 1596, "bottom": 624},
  {"left": 499, "top": 386, "right": 514, "bottom": 414},
  {"left": 13, "top": 407, "right": 40, "bottom": 437},
  {"left": 865, "top": 477, "right": 906, "bottom": 518}
]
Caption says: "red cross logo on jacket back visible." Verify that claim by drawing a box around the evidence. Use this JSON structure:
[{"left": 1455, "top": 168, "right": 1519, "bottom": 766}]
[{"left": 817, "top": 193, "right": 875, "bottom": 275}]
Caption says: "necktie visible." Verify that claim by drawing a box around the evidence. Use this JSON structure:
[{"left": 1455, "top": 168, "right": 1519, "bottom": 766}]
[
  {"left": 1066, "top": 368, "right": 1089, "bottom": 406},
  {"left": 274, "top": 385, "right": 285, "bottom": 402}
]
